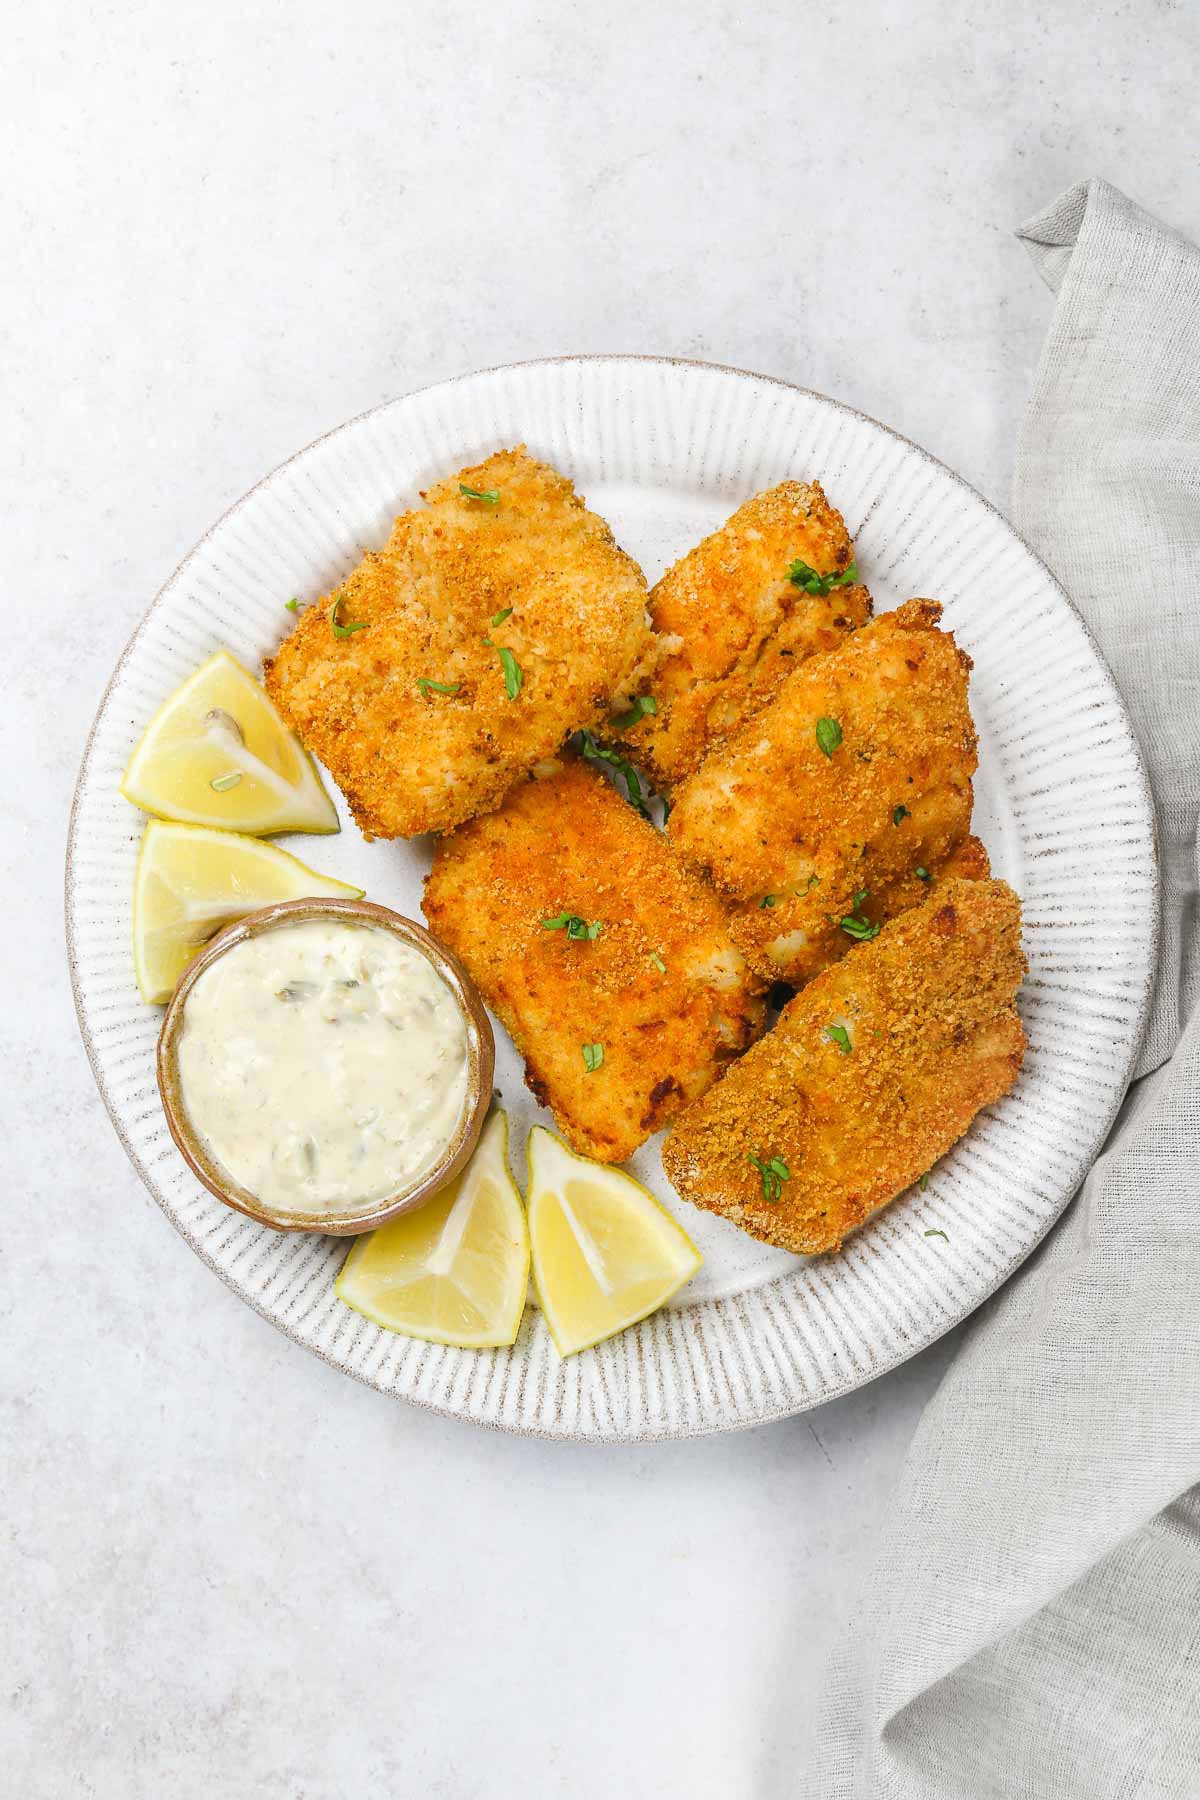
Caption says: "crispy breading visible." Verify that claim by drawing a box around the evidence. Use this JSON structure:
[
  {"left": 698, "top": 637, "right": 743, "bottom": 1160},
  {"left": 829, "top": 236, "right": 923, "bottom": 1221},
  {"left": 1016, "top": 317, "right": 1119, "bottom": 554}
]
[
  {"left": 938, "top": 834, "right": 991, "bottom": 882},
  {"left": 422, "top": 758, "right": 766, "bottom": 1163},
  {"left": 661, "top": 878, "right": 1027, "bottom": 1254},
  {"left": 667, "top": 599, "right": 978, "bottom": 983},
  {"left": 263, "top": 448, "right": 656, "bottom": 839},
  {"left": 613, "top": 481, "right": 871, "bottom": 789}
]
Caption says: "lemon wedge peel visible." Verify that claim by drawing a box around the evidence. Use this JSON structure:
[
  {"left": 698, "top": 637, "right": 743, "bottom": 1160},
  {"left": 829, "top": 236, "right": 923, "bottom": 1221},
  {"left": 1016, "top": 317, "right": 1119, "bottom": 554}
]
[
  {"left": 120, "top": 650, "right": 338, "bottom": 836},
  {"left": 527, "top": 1126, "right": 702, "bottom": 1358},
  {"left": 132, "top": 818, "right": 363, "bottom": 1004},
  {"left": 334, "top": 1110, "right": 530, "bottom": 1351}
]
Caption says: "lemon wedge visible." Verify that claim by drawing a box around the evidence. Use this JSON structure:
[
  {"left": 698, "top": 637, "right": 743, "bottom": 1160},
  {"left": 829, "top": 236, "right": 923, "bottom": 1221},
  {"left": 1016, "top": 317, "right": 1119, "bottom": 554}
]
[
  {"left": 527, "top": 1127, "right": 702, "bottom": 1356},
  {"left": 120, "top": 649, "right": 338, "bottom": 835},
  {"left": 335, "top": 1112, "right": 529, "bottom": 1349},
  {"left": 132, "top": 819, "right": 363, "bottom": 1003}
]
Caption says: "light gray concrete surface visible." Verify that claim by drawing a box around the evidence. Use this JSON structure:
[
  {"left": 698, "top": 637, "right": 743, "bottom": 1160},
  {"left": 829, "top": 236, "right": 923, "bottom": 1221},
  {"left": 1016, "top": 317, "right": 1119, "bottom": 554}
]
[{"left": 5, "top": 3, "right": 1197, "bottom": 1795}]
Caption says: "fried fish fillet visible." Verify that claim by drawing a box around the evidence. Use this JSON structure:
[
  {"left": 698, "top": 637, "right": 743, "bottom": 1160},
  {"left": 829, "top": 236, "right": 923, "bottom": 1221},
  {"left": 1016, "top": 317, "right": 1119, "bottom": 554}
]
[
  {"left": 661, "top": 878, "right": 1026, "bottom": 1254},
  {"left": 614, "top": 481, "right": 871, "bottom": 789},
  {"left": 263, "top": 448, "right": 656, "bottom": 839},
  {"left": 667, "top": 599, "right": 978, "bottom": 984},
  {"left": 422, "top": 758, "right": 765, "bottom": 1163}
]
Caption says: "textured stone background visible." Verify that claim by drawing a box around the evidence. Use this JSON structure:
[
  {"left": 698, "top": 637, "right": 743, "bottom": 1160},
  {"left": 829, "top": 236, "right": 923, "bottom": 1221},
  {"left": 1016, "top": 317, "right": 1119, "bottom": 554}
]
[{"left": 6, "top": 3, "right": 1198, "bottom": 1795}]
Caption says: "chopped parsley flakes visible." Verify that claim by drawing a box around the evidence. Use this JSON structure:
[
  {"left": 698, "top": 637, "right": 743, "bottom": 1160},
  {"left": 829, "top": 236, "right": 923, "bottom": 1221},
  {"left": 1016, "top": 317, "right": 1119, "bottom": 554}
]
[
  {"left": 839, "top": 887, "right": 881, "bottom": 942},
  {"left": 330, "top": 594, "right": 369, "bottom": 638},
  {"left": 482, "top": 638, "right": 523, "bottom": 699},
  {"left": 610, "top": 694, "right": 657, "bottom": 730},
  {"left": 542, "top": 912, "right": 602, "bottom": 941},
  {"left": 786, "top": 558, "right": 859, "bottom": 595},
  {"left": 748, "top": 1151, "right": 791, "bottom": 1204},
  {"left": 497, "top": 645, "right": 523, "bottom": 700},
  {"left": 578, "top": 732, "right": 653, "bottom": 819},
  {"left": 815, "top": 716, "right": 843, "bottom": 758}
]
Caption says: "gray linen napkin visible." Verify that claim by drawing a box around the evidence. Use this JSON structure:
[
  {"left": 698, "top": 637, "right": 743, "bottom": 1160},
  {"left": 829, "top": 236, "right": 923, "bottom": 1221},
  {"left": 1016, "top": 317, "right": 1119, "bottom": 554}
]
[{"left": 805, "top": 180, "right": 1200, "bottom": 1799}]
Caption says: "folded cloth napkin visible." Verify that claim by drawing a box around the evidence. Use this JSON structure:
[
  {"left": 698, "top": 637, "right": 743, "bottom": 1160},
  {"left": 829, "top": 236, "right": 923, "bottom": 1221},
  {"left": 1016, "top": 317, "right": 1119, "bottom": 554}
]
[{"left": 805, "top": 180, "right": 1200, "bottom": 1799}]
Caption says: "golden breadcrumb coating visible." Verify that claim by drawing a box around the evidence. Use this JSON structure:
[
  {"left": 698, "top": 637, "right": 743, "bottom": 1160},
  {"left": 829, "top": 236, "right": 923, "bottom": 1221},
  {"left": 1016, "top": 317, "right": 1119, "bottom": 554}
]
[
  {"left": 263, "top": 448, "right": 656, "bottom": 839},
  {"left": 613, "top": 481, "right": 871, "bottom": 789},
  {"left": 667, "top": 600, "right": 978, "bottom": 983},
  {"left": 938, "top": 834, "right": 991, "bottom": 883},
  {"left": 661, "top": 878, "right": 1026, "bottom": 1254},
  {"left": 422, "top": 758, "right": 765, "bottom": 1163}
]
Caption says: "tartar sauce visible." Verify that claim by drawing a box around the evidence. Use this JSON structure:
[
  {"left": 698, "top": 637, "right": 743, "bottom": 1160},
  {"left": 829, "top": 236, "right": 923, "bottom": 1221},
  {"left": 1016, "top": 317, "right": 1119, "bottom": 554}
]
[{"left": 175, "top": 919, "right": 470, "bottom": 1215}]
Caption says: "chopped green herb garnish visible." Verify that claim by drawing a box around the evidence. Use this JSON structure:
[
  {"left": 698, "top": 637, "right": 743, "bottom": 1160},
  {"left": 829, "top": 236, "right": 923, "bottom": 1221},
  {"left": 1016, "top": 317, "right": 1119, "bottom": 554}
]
[
  {"left": 460, "top": 484, "right": 500, "bottom": 505},
  {"left": 330, "top": 594, "right": 369, "bottom": 638},
  {"left": 748, "top": 1151, "right": 791, "bottom": 1204},
  {"left": 893, "top": 804, "right": 909, "bottom": 825},
  {"left": 542, "top": 912, "right": 602, "bottom": 941},
  {"left": 787, "top": 558, "right": 859, "bottom": 595},
  {"left": 924, "top": 1227, "right": 947, "bottom": 1241},
  {"left": 581, "top": 1042, "right": 604, "bottom": 1073},
  {"left": 815, "top": 716, "right": 843, "bottom": 758},
  {"left": 915, "top": 865, "right": 931, "bottom": 881},
  {"left": 483, "top": 643, "right": 523, "bottom": 699},
  {"left": 649, "top": 952, "right": 666, "bottom": 973},
  {"left": 610, "top": 694, "right": 658, "bottom": 730},
  {"left": 760, "top": 894, "right": 777, "bottom": 909},
  {"left": 919, "top": 1173, "right": 930, "bottom": 1192},
  {"left": 824, "top": 1023, "right": 852, "bottom": 1056},
  {"left": 209, "top": 771, "right": 243, "bottom": 793},
  {"left": 490, "top": 606, "right": 513, "bottom": 626},
  {"left": 285, "top": 597, "right": 301, "bottom": 612},
  {"left": 416, "top": 678, "right": 462, "bottom": 696},
  {"left": 578, "top": 732, "right": 653, "bottom": 819},
  {"left": 840, "top": 888, "right": 881, "bottom": 942}
]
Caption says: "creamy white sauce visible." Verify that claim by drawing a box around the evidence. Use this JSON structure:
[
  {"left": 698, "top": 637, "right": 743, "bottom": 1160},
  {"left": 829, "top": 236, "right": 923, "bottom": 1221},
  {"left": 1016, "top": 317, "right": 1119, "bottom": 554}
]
[{"left": 176, "top": 919, "right": 470, "bottom": 1215}]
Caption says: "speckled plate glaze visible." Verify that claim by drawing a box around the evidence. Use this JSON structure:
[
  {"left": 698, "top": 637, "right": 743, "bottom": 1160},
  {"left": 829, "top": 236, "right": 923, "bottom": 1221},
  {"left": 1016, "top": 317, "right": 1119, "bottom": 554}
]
[{"left": 67, "top": 356, "right": 1157, "bottom": 1440}]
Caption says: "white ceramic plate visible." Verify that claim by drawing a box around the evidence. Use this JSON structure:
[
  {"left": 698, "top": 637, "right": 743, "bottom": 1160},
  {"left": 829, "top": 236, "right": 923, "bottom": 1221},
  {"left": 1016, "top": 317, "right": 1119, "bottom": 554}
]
[{"left": 67, "top": 356, "right": 1157, "bottom": 1440}]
